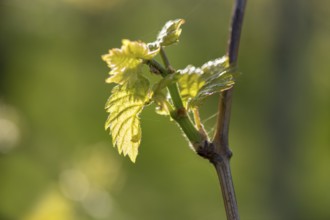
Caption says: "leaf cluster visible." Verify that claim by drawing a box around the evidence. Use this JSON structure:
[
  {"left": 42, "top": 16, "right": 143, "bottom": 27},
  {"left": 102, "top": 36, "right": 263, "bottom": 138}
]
[{"left": 102, "top": 19, "right": 237, "bottom": 162}]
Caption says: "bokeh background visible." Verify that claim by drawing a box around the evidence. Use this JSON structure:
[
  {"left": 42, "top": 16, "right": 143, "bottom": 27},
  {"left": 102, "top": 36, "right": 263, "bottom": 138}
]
[{"left": 1, "top": 0, "right": 329, "bottom": 219}]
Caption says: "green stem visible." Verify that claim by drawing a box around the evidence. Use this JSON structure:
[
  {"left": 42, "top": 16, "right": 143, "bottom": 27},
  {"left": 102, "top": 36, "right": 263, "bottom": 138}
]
[
  {"left": 146, "top": 58, "right": 204, "bottom": 146},
  {"left": 170, "top": 110, "right": 203, "bottom": 144},
  {"left": 160, "top": 47, "right": 175, "bottom": 73},
  {"left": 147, "top": 59, "right": 167, "bottom": 78},
  {"left": 167, "top": 83, "right": 184, "bottom": 110},
  {"left": 167, "top": 78, "right": 202, "bottom": 144}
]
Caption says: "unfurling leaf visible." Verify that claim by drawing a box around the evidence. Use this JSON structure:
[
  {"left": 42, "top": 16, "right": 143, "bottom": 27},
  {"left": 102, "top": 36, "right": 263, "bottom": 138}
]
[
  {"left": 201, "top": 56, "right": 230, "bottom": 76},
  {"left": 157, "top": 19, "right": 185, "bottom": 46},
  {"left": 190, "top": 56, "right": 236, "bottom": 106},
  {"left": 177, "top": 56, "right": 237, "bottom": 108},
  {"left": 105, "top": 80, "right": 150, "bottom": 162},
  {"left": 151, "top": 74, "right": 177, "bottom": 115},
  {"left": 148, "top": 19, "right": 185, "bottom": 49},
  {"left": 102, "top": 39, "right": 159, "bottom": 87},
  {"left": 177, "top": 65, "right": 205, "bottom": 107}
]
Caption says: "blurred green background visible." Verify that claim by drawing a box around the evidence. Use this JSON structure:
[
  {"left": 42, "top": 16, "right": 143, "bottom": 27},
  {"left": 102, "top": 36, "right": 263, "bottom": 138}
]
[{"left": 1, "top": 0, "right": 329, "bottom": 219}]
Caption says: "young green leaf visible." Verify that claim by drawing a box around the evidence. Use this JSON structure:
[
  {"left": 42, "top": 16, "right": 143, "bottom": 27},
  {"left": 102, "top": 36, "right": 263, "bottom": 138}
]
[
  {"left": 190, "top": 56, "right": 236, "bottom": 107},
  {"left": 176, "top": 56, "right": 237, "bottom": 108},
  {"left": 151, "top": 74, "right": 178, "bottom": 115},
  {"left": 105, "top": 79, "right": 151, "bottom": 162},
  {"left": 177, "top": 65, "right": 205, "bottom": 107},
  {"left": 102, "top": 39, "right": 159, "bottom": 87},
  {"left": 148, "top": 19, "right": 185, "bottom": 49},
  {"left": 153, "top": 92, "right": 171, "bottom": 116}
]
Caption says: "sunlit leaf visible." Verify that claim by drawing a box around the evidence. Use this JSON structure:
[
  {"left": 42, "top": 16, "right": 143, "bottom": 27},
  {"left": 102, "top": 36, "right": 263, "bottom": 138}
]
[
  {"left": 153, "top": 92, "right": 170, "bottom": 115},
  {"left": 148, "top": 19, "right": 185, "bottom": 49},
  {"left": 190, "top": 56, "right": 236, "bottom": 106},
  {"left": 102, "top": 39, "right": 159, "bottom": 87},
  {"left": 158, "top": 19, "right": 184, "bottom": 46},
  {"left": 201, "top": 56, "right": 229, "bottom": 76},
  {"left": 105, "top": 79, "right": 150, "bottom": 162},
  {"left": 177, "top": 65, "right": 205, "bottom": 107},
  {"left": 176, "top": 56, "right": 237, "bottom": 108},
  {"left": 151, "top": 74, "right": 177, "bottom": 115}
]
